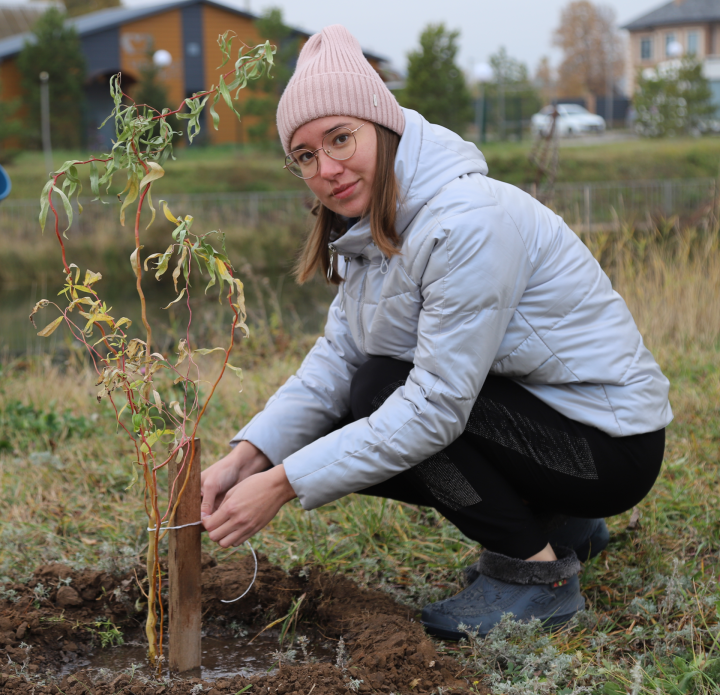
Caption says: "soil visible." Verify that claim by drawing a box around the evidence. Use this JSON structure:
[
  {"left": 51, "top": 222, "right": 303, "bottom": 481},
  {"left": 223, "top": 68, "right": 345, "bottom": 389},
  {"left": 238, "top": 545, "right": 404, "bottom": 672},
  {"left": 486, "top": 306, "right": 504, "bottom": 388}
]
[{"left": 0, "top": 554, "right": 476, "bottom": 694}]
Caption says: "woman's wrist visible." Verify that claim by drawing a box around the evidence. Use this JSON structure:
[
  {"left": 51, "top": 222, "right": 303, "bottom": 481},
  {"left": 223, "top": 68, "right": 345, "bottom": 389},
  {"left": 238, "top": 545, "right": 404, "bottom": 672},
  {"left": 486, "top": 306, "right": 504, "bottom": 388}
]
[
  {"left": 232, "top": 440, "right": 273, "bottom": 476},
  {"left": 268, "top": 463, "right": 297, "bottom": 504}
]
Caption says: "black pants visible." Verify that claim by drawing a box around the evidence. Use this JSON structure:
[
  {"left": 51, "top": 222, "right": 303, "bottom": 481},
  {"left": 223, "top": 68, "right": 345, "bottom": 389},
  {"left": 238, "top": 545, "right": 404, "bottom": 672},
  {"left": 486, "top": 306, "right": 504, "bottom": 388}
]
[{"left": 350, "top": 357, "right": 665, "bottom": 559}]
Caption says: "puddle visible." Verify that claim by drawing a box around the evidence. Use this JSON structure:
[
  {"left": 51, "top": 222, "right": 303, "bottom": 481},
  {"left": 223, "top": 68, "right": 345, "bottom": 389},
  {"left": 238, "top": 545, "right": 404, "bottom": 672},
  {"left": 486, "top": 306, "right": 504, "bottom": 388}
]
[{"left": 61, "top": 629, "right": 334, "bottom": 680}]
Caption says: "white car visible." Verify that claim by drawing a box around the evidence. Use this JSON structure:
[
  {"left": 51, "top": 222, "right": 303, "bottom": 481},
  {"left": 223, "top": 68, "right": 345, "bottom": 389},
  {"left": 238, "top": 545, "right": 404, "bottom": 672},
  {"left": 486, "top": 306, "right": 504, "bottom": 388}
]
[{"left": 531, "top": 104, "right": 606, "bottom": 137}]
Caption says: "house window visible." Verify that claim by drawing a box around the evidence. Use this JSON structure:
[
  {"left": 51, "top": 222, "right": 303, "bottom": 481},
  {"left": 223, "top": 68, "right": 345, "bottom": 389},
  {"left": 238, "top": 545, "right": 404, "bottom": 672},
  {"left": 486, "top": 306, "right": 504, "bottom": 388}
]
[
  {"left": 641, "top": 37, "right": 652, "bottom": 60},
  {"left": 687, "top": 31, "right": 699, "bottom": 55},
  {"left": 665, "top": 33, "right": 676, "bottom": 56}
]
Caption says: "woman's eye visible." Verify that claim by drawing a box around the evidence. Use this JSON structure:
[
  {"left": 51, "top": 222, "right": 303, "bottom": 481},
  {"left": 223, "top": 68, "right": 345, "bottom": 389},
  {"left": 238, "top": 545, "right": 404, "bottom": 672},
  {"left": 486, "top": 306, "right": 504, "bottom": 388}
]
[
  {"left": 297, "top": 152, "right": 314, "bottom": 164},
  {"left": 332, "top": 133, "right": 350, "bottom": 147}
]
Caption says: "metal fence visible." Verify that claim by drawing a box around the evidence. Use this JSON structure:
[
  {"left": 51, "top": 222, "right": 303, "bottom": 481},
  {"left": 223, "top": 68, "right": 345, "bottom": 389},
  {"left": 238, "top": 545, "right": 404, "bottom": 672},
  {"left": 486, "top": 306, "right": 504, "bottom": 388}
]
[{"left": 1, "top": 179, "right": 717, "bottom": 237}]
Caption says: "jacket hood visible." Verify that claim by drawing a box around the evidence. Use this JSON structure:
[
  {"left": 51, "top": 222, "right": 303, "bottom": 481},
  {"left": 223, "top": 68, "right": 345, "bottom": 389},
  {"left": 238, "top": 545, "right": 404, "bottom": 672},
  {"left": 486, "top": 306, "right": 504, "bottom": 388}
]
[{"left": 332, "top": 108, "right": 489, "bottom": 258}]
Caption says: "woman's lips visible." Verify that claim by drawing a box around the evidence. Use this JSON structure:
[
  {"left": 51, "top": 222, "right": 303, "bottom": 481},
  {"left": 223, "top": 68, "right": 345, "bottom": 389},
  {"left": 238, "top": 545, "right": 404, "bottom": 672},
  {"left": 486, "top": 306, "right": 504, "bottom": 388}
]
[{"left": 332, "top": 181, "right": 358, "bottom": 199}]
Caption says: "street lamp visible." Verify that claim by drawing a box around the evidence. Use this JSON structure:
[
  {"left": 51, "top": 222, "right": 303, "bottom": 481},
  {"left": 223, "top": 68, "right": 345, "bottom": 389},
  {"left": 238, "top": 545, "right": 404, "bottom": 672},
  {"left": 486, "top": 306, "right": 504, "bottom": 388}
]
[
  {"left": 153, "top": 49, "right": 173, "bottom": 68},
  {"left": 39, "top": 71, "right": 52, "bottom": 176},
  {"left": 667, "top": 41, "right": 683, "bottom": 58},
  {"left": 473, "top": 62, "right": 493, "bottom": 144}
]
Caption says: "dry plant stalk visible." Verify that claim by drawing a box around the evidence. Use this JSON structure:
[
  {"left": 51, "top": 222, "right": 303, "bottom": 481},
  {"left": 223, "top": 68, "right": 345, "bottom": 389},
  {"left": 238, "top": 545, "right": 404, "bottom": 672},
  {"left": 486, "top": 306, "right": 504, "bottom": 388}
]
[{"left": 29, "top": 32, "right": 275, "bottom": 665}]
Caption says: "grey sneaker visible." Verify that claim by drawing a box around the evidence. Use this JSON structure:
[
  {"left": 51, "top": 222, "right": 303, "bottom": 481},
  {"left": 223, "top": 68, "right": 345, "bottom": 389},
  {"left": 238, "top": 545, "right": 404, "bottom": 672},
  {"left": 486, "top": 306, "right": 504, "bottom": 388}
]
[{"left": 422, "top": 547, "right": 585, "bottom": 641}]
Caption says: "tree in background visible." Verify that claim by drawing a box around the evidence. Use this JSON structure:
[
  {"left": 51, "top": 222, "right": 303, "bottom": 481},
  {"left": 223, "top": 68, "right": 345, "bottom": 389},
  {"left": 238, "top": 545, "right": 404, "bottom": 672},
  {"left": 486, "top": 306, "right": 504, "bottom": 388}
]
[
  {"left": 242, "top": 7, "right": 298, "bottom": 144},
  {"left": 400, "top": 24, "right": 472, "bottom": 135},
  {"left": 62, "top": 0, "right": 121, "bottom": 18},
  {"left": 534, "top": 56, "right": 555, "bottom": 105},
  {"left": 0, "top": 80, "right": 26, "bottom": 164},
  {"left": 482, "top": 47, "right": 540, "bottom": 140},
  {"left": 553, "top": 0, "right": 624, "bottom": 98},
  {"left": 16, "top": 8, "right": 86, "bottom": 149},
  {"left": 634, "top": 58, "right": 715, "bottom": 137}
]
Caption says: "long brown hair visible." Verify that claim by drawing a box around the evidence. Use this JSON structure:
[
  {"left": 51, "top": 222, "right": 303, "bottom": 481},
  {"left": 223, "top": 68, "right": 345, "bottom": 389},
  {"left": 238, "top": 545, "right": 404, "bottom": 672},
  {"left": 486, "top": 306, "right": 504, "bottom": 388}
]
[{"left": 294, "top": 123, "right": 401, "bottom": 286}]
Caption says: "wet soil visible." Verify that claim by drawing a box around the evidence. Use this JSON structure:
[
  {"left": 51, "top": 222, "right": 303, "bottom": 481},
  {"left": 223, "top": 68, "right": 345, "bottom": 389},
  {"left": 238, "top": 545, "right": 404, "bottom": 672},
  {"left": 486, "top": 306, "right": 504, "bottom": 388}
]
[{"left": 0, "top": 554, "right": 473, "bottom": 694}]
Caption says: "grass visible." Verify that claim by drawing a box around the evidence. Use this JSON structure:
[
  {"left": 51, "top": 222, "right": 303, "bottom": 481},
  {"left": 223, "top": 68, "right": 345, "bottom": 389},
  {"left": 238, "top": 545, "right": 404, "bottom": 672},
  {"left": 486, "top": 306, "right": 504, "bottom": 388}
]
[
  {"left": 1, "top": 216, "right": 719, "bottom": 693},
  {"left": 6, "top": 134, "right": 720, "bottom": 200}
]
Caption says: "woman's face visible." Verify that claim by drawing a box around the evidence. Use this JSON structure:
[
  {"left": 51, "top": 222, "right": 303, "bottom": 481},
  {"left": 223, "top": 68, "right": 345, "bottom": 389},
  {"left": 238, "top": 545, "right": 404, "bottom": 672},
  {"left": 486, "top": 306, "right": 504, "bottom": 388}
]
[{"left": 289, "top": 116, "right": 377, "bottom": 218}]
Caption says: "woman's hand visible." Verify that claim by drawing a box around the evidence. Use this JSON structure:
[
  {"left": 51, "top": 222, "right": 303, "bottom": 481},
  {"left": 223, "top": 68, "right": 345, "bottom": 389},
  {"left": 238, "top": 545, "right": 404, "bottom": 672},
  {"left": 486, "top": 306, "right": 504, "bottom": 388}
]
[
  {"left": 200, "top": 441, "right": 271, "bottom": 519},
  {"left": 202, "top": 464, "right": 296, "bottom": 547}
]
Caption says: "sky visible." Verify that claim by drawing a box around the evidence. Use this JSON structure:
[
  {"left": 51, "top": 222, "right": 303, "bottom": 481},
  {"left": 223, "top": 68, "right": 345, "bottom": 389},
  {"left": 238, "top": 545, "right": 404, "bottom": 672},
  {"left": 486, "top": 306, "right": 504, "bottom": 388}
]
[
  {"left": 13, "top": 0, "right": 665, "bottom": 74},
  {"left": 124, "top": 0, "right": 664, "bottom": 75}
]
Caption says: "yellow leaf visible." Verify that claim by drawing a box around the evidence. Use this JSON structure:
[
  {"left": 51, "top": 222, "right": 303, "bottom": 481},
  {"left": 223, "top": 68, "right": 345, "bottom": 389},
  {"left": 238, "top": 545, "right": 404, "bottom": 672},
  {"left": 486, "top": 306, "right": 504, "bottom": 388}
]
[
  {"left": 193, "top": 347, "right": 226, "bottom": 356},
  {"left": 162, "top": 287, "right": 186, "bottom": 309},
  {"left": 161, "top": 200, "right": 179, "bottom": 225},
  {"left": 130, "top": 246, "right": 144, "bottom": 279},
  {"left": 37, "top": 315, "right": 64, "bottom": 337},
  {"left": 225, "top": 363, "right": 244, "bottom": 392},
  {"left": 119, "top": 173, "right": 139, "bottom": 226},
  {"left": 83, "top": 269, "right": 102, "bottom": 286},
  {"left": 29, "top": 299, "right": 49, "bottom": 328},
  {"left": 172, "top": 246, "right": 187, "bottom": 293},
  {"left": 139, "top": 162, "right": 165, "bottom": 189}
]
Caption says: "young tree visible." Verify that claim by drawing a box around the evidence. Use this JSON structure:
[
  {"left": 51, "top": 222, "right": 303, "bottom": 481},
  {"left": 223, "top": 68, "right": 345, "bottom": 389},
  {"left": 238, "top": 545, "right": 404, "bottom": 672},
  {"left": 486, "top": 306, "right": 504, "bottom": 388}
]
[
  {"left": 400, "top": 23, "right": 472, "bottom": 135},
  {"left": 62, "top": 0, "right": 121, "bottom": 18},
  {"left": 242, "top": 7, "right": 298, "bottom": 144},
  {"left": 0, "top": 81, "right": 25, "bottom": 164},
  {"left": 483, "top": 47, "right": 541, "bottom": 139},
  {"left": 553, "top": 0, "right": 624, "bottom": 97},
  {"left": 634, "top": 58, "right": 715, "bottom": 137},
  {"left": 16, "top": 8, "right": 86, "bottom": 149}
]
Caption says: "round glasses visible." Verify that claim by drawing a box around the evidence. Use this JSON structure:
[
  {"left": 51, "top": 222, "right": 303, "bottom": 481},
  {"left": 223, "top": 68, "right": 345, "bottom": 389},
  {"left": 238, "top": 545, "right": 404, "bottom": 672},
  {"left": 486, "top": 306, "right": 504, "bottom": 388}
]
[{"left": 284, "top": 123, "right": 366, "bottom": 179}]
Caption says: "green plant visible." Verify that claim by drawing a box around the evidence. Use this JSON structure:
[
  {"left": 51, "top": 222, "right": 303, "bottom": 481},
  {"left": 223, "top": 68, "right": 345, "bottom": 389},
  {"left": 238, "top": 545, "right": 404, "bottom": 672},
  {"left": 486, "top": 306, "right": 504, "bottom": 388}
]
[
  {"left": 634, "top": 57, "right": 716, "bottom": 138},
  {"left": 94, "top": 619, "right": 124, "bottom": 648},
  {"left": 29, "top": 31, "right": 275, "bottom": 665},
  {"left": 16, "top": 7, "right": 86, "bottom": 149},
  {"left": 399, "top": 23, "right": 473, "bottom": 135}
]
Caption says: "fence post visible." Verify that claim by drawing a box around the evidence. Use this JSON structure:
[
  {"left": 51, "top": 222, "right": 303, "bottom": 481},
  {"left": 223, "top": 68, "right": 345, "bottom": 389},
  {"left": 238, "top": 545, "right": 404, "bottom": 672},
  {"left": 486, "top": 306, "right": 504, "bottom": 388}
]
[
  {"left": 663, "top": 181, "right": 673, "bottom": 217},
  {"left": 168, "top": 438, "right": 202, "bottom": 673},
  {"left": 584, "top": 185, "right": 591, "bottom": 232}
]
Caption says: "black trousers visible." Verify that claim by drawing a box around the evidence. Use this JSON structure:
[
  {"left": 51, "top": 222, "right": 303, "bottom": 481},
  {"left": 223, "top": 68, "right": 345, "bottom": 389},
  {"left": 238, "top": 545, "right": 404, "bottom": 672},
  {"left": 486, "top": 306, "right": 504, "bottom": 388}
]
[{"left": 350, "top": 357, "right": 665, "bottom": 560}]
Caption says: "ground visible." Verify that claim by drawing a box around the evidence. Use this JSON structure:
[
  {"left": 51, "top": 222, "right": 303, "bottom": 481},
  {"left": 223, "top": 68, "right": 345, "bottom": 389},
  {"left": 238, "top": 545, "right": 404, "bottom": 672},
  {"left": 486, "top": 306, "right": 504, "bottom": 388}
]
[{"left": 0, "top": 179, "right": 719, "bottom": 693}]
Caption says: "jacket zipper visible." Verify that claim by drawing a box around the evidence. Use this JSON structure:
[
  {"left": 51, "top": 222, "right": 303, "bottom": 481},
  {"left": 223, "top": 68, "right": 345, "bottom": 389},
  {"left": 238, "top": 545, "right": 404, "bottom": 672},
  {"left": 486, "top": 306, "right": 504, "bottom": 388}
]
[
  {"left": 340, "top": 256, "right": 350, "bottom": 311},
  {"left": 357, "top": 259, "right": 369, "bottom": 352}
]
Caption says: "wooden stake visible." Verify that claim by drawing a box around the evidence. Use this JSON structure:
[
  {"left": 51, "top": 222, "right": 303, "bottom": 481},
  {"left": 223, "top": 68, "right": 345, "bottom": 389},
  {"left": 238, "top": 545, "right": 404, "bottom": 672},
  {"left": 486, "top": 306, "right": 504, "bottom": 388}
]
[{"left": 168, "top": 438, "right": 202, "bottom": 673}]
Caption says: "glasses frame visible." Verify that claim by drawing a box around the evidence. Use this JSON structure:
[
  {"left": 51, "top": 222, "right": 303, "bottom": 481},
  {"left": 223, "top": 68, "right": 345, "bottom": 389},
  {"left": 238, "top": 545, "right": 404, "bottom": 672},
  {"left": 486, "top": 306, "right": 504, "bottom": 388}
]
[{"left": 284, "top": 123, "right": 366, "bottom": 180}]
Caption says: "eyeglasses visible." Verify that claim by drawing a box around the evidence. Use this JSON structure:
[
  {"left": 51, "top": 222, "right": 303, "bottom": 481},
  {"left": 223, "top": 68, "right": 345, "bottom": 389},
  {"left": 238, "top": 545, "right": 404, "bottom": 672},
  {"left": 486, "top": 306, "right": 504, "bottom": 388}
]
[{"left": 284, "top": 123, "right": 366, "bottom": 179}]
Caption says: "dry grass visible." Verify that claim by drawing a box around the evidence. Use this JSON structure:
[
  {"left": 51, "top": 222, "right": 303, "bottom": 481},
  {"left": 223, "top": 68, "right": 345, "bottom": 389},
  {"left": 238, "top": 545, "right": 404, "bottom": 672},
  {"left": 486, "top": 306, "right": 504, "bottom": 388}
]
[{"left": 1, "top": 217, "right": 719, "bottom": 692}]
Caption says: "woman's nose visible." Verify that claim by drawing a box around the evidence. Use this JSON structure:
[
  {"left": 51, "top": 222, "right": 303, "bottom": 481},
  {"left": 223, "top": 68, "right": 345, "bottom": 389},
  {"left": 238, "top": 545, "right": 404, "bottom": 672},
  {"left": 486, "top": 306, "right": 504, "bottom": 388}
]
[{"left": 317, "top": 151, "right": 344, "bottom": 179}]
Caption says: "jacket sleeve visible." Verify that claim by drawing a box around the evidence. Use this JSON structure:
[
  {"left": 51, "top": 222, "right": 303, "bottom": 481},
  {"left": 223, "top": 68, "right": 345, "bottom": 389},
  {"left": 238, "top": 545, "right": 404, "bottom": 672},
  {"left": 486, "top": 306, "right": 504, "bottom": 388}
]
[
  {"left": 230, "top": 290, "right": 369, "bottom": 465},
  {"left": 282, "top": 204, "right": 534, "bottom": 509}
]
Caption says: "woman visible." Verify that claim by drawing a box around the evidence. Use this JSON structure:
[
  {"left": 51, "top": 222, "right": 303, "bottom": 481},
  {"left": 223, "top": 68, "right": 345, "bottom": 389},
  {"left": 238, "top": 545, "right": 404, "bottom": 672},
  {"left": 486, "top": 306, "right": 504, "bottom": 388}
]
[{"left": 201, "top": 25, "right": 672, "bottom": 639}]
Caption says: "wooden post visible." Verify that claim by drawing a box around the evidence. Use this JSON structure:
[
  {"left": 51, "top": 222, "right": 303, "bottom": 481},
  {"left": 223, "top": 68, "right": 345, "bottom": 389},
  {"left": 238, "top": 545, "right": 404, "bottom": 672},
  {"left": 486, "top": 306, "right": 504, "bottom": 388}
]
[{"left": 168, "top": 438, "right": 202, "bottom": 673}]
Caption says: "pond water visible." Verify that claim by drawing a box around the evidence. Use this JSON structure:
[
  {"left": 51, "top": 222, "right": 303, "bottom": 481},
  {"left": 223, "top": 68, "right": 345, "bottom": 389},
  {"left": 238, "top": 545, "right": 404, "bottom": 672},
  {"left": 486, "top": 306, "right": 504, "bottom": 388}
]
[{"left": 60, "top": 628, "right": 334, "bottom": 681}]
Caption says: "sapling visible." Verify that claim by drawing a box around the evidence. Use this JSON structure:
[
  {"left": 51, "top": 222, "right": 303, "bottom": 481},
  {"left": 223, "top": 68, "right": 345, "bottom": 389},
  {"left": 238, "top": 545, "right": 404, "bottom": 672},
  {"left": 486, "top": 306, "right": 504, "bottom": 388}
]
[{"left": 30, "top": 32, "right": 275, "bottom": 665}]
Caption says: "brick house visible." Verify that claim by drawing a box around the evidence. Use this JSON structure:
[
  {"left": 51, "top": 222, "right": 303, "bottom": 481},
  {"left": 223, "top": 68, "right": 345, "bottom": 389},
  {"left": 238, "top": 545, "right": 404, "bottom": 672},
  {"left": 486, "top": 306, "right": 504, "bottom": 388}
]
[
  {"left": 623, "top": 0, "right": 720, "bottom": 106},
  {"left": 0, "top": 0, "right": 386, "bottom": 148}
]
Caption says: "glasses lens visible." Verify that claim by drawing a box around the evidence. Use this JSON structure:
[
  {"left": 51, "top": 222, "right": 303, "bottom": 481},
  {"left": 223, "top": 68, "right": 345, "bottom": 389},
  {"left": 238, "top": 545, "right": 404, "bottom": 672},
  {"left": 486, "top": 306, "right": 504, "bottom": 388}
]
[
  {"left": 323, "top": 128, "right": 357, "bottom": 161},
  {"left": 285, "top": 150, "right": 317, "bottom": 179}
]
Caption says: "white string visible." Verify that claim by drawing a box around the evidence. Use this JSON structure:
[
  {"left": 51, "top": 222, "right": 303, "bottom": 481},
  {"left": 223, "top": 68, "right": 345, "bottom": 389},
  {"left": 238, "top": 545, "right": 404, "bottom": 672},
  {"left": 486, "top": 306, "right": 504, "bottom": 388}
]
[{"left": 146, "top": 520, "right": 258, "bottom": 604}]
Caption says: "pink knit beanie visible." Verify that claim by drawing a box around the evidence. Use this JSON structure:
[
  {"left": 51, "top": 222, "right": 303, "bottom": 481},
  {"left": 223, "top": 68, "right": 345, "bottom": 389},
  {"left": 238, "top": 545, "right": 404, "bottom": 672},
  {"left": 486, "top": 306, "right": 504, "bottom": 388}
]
[{"left": 276, "top": 24, "right": 405, "bottom": 153}]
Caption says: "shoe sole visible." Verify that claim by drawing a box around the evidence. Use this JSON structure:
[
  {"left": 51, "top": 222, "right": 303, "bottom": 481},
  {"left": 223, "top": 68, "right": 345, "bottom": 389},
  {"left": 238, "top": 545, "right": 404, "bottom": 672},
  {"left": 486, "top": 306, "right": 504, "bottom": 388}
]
[{"left": 422, "top": 611, "right": 578, "bottom": 641}]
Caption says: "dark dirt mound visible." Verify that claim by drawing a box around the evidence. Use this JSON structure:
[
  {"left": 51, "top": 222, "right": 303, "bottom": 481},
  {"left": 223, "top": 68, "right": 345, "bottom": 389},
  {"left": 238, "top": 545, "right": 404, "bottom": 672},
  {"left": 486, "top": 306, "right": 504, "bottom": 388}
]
[{"left": 0, "top": 555, "right": 475, "bottom": 694}]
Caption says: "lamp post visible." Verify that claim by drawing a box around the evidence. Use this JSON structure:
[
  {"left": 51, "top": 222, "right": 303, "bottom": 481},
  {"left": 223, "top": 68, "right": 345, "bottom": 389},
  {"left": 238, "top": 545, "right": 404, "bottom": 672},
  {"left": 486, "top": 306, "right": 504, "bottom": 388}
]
[
  {"left": 39, "top": 71, "right": 52, "bottom": 176},
  {"left": 473, "top": 62, "right": 493, "bottom": 145}
]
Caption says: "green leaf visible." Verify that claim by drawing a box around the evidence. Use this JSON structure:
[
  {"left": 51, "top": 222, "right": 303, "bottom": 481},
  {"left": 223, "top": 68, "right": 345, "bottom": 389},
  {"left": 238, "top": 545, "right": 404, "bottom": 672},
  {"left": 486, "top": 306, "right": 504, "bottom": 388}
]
[
  {"left": 225, "top": 363, "right": 244, "bottom": 391},
  {"left": 39, "top": 179, "right": 53, "bottom": 232},
  {"left": 89, "top": 161, "right": 99, "bottom": 195},
  {"left": 140, "top": 429, "right": 174, "bottom": 453},
  {"left": 51, "top": 185, "right": 73, "bottom": 233},
  {"left": 209, "top": 93, "right": 220, "bottom": 130},
  {"left": 217, "top": 75, "right": 239, "bottom": 118}
]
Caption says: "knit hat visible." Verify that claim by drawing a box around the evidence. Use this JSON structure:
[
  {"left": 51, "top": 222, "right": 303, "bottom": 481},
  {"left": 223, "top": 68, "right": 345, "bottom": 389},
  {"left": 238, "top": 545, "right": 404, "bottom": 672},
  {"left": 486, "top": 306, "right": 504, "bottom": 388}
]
[{"left": 276, "top": 24, "right": 405, "bottom": 153}]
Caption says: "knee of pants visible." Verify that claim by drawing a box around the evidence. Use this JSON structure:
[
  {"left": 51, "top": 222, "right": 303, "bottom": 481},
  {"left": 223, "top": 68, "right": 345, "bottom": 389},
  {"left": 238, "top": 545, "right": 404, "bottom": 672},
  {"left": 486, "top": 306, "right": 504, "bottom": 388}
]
[{"left": 350, "top": 356, "right": 413, "bottom": 421}]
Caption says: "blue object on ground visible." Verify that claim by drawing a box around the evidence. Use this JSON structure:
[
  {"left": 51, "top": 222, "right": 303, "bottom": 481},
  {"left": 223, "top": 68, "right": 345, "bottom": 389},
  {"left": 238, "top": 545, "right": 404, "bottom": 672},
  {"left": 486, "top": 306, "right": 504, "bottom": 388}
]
[{"left": 0, "top": 164, "right": 11, "bottom": 202}]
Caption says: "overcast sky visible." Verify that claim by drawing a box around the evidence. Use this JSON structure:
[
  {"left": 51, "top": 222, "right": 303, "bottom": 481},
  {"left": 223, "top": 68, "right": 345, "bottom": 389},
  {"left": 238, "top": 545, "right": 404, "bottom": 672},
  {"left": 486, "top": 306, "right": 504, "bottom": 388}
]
[
  {"left": 214, "top": 0, "right": 662, "bottom": 74},
  {"left": 87, "top": 0, "right": 664, "bottom": 74}
]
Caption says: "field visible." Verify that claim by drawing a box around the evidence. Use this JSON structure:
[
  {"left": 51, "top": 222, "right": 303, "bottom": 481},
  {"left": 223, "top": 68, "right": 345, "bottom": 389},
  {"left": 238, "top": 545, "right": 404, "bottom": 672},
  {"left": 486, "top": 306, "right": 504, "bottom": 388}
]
[
  {"left": 0, "top": 208, "right": 719, "bottom": 693},
  {"left": 7, "top": 134, "right": 720, "bottom": 200}
]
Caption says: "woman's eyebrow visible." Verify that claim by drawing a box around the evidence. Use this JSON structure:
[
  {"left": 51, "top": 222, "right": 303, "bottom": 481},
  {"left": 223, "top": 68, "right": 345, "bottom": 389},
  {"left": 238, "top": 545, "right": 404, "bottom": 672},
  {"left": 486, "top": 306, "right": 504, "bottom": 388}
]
[{"left": 292, "top": 123, "right": 351, "bottom": 151}]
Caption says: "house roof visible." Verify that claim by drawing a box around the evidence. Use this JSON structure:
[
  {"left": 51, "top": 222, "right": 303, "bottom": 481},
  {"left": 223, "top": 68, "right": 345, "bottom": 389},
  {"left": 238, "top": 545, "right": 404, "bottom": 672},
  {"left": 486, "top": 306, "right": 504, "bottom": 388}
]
[
  {"left": 0, "top": 1, "right": 60, "bottom": 41},
  {"left": 0, "top": 0, "right": 387, "bottom": 62},
  {"left": 622, "top": 0, "right": 720, "bottom": 31}
]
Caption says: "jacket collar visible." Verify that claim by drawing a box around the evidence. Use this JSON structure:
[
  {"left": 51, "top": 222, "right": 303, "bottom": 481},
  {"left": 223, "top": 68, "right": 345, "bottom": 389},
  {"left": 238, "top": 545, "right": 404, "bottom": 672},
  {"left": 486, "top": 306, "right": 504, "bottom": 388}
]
[{"left": 331, "top": 108, "right": 488, "bottom": 260}]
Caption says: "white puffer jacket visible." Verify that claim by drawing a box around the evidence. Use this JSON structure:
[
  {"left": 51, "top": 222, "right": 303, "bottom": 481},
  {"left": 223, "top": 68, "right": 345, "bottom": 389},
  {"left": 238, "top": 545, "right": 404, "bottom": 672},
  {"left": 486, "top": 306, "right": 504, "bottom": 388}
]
[{"left": 233, "top": 108, "right": 673, "bottom": 510}]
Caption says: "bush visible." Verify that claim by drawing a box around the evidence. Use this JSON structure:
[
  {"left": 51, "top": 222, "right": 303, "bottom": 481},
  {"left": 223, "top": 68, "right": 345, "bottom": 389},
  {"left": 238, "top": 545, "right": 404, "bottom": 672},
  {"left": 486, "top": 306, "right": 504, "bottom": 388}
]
[{"left": 633, "top": 57, "right": 715, "bottom": 137}]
